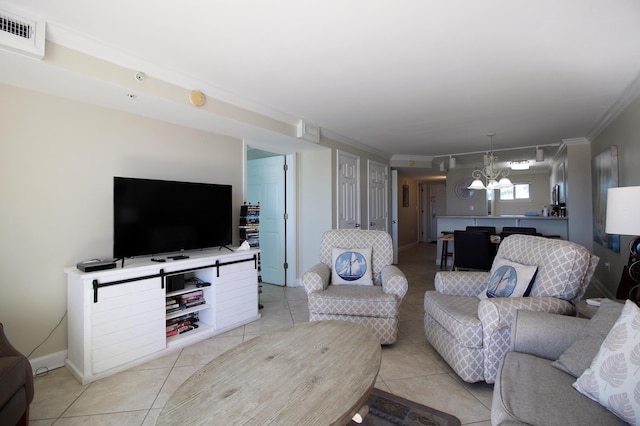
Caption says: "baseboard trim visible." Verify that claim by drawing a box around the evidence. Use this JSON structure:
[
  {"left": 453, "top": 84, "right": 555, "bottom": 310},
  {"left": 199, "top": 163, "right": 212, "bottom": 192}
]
[{"left": 30, "top": 350, "right": 67, "bottom": 376}]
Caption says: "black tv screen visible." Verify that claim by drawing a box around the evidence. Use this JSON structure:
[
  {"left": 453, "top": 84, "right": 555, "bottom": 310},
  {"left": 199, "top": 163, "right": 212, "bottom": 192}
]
[{"left": 114, "top": 177, "right": 232, "bottom": 258}]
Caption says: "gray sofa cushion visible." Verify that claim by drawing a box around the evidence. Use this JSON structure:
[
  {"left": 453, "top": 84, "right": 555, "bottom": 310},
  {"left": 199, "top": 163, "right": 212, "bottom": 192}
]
[
  {"left": 551, "top": 299, "right": 623, "bottom": 377},
  {"left": 493, "top": 351, "right": 626, "bottom": 425}
]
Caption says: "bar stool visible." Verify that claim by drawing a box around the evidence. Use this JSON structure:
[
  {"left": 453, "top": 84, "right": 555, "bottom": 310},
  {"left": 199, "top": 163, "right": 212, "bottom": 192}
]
[{"left": 440, "top": 231, "right": 454, "bottom": 270}]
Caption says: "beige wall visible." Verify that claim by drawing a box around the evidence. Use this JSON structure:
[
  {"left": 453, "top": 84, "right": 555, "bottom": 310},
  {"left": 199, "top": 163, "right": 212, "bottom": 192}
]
[
  {"left": 493, "top": 172, "right": 551, "bottom": 216},
  {"left": 444, "top": 167, "right": 551, "bottom": 216},
  {"left": 0, "top": 83, "right": 244, "bottom": 358},
  {"left": 591, "top": 95, "right": 640, "bottom": 297},
  {"left": 296, "top": 149, "right": 332, "bottom": 277}
]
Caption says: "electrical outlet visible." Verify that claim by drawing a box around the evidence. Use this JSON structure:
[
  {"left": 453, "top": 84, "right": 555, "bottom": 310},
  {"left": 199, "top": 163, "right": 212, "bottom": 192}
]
[
  {"left": 604, "top": 261, "right": 611, "bottom": 272},
  {"left": 470, "top": 205, "right": 474, "bottom": 211}
]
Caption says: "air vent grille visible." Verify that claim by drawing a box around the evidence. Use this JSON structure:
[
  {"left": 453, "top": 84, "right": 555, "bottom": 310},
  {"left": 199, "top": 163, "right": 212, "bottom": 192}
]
[
  {"left": 0, "top": 8, "right": 45, "bottom": 59},
  {"left": 0, "top": 14, "right": 32, "bottom": 39}
]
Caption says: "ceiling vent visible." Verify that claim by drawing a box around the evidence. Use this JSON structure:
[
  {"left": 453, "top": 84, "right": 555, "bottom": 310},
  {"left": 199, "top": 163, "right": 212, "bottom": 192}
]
[
  {"left": 0, "top": 8, "right": 45, "bottom": 59},
  {"left": 296, "top": 120, "right": 320, "bottom": 144}
]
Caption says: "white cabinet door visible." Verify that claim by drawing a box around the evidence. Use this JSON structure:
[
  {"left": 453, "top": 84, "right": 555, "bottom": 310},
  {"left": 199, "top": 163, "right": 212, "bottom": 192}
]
[
  {"left": 91, "top": 277, "right": 165, "bottom": 373},
  {"left": 215, "top": 261, "right": 258, "bottom": 330}
]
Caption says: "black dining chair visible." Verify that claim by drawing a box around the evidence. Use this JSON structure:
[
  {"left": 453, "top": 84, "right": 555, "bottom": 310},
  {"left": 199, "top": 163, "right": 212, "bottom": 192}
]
[
  {"left": 500, "top": 227, "right": 541, "bottom": 240},
  {"left": 466, "top": 226, "right": 498, "bottom": 258},
  {"left": 452, "top": 230, "right": 494, "bottom": 271},
  {"left": 466, "top": 226, "right": 497, "bottom": 234}
]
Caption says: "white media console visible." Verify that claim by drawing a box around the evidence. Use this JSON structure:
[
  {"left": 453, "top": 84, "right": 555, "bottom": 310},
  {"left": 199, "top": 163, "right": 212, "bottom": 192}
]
[{"left": 64, "top": 248, "right": 261, "bottom": 384}]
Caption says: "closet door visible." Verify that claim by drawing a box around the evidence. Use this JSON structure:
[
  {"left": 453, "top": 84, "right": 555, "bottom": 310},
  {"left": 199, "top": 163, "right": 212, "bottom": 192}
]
[{"left": 337, "top": 150, "right": 360, "bottom": 229}]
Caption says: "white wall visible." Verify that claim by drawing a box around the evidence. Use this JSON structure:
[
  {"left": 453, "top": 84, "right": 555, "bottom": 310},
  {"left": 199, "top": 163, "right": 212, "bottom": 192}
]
[
  {"left": 0, "top": 83, "right": 245, "bottom": 358},
  {"left": 296, "top": 149, "right": 332, "bottom": 283}
]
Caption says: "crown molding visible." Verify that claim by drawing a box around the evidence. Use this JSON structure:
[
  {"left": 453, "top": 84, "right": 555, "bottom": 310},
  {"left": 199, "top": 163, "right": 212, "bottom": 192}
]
[
  {"left": 391, "top": 154, "right": 435, "bottom": 162},
  {"left": 562, "top": 137, "right": 590, "bottom": 145},
  {"left": 587, "top": 71, "right": 640, "bottom": 141},
  {"left": 43, "top": 22, "right": 303, "bottom": 127},
  {"left": 320, "top": 128, "right": 392, "bottom": 159}
]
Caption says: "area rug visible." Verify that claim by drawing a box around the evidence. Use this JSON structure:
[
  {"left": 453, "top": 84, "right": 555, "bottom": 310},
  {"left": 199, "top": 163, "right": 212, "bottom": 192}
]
[{"left": 351, "top": 388, "right": 461, "bottom": 426}]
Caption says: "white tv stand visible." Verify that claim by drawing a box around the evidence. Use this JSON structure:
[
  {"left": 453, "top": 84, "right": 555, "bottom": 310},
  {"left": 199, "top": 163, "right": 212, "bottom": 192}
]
[{"left": 64, "top": 248, "right": 260, "bottom": 384}]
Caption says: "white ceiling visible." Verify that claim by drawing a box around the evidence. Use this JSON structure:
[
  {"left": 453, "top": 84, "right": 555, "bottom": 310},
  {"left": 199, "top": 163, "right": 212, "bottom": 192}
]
[{"left": 2, "top": 0, "right": 640, "bottom": 162}]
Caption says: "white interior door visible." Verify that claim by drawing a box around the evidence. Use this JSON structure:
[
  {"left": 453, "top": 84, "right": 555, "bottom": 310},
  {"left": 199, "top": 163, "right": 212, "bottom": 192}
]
[
  {"left": 247, "top": 155, "right": 286, "bottom": 286},
  {"left": 368, "top": 161, "right": 388, "bottom": 231},
  {"left": 391, "top": 170, "right": 399, "bottom": 264},
  {"left": 337, "top": 151, "right": 360, "bottom": 229}
]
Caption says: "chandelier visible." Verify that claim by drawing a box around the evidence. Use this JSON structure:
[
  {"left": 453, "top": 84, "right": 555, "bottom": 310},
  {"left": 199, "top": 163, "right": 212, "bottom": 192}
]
[{"left": 467, "top": 133, "right": 514, "bottom": 190}]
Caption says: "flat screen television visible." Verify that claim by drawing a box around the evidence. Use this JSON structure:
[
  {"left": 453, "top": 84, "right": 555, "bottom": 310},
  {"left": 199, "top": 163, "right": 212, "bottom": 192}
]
[{"left": 114, "top": 177, "right": 232, "bottom": 258}]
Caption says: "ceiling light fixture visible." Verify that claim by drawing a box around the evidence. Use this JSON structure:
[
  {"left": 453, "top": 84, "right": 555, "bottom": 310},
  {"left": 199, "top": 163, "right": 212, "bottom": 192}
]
[
  {"left": 467, "top": 133, "right": 513, "bottom": 191},
  {"left": 449, "top": 156, "right": 456, "bottom": 169},
  {"left": 536, "top": 147, "right": 545, "bottom": 162},
  {"left": 510, "top": 160, "right": 530, "bottom": 170}
]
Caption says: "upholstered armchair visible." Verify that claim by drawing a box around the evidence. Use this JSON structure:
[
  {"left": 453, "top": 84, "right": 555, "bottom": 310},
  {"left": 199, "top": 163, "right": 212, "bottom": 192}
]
[
  {"left": 424, "top": 234, "right": 599, "bottom": 383},
  {"left": 0, "top": 323, "right": 34, "bottom": 426},
  {"left": 303, "top": 229, "right": 408, "bottom": 344}
]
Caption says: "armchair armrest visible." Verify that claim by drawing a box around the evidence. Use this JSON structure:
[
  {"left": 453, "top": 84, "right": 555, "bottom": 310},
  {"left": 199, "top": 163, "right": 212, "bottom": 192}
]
[
  {"left": 434, "top": 271, "right": 489, "bottom": 297},
  {"left": 302, "top": 263, "right": 330, "bottom": 294},
  {"left": 0, "top": 323, "right": 34, "bottom": 405},
  {"left": 478, "top": 296, "right": 575, "bottom": 337},
  {"left": 381, "top": 265, "right": 408, "bottom": 299},
  {"left": 510, "top": 309, "right": 588, "bottom": 360}
]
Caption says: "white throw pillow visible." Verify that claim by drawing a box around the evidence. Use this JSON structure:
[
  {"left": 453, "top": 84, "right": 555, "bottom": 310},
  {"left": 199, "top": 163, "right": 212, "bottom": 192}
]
[
  {"left": 573, "top": 300, "right": 640, "bottom": 425},
  {"left": 479, "top": 258, "right": 537, "bottom": 299},
  {"left": 331, "top": 247, "right": 373, "bottom": 286}
]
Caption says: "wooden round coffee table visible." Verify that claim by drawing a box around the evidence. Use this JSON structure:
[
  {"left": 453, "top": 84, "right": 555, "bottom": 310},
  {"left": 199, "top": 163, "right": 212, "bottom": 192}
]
[{"left": 157, "top": 320, "right": 381, "bottom": 426}]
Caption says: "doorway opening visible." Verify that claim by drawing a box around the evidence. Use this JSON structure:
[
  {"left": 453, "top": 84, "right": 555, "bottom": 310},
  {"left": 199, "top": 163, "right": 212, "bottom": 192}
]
[{"left": 246, "top": 147, "right": 295, "bottom": 286}]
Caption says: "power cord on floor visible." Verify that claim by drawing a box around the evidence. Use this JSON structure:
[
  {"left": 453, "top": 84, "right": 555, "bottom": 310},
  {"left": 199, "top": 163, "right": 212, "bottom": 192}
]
[{"left": 27, "top": 310, "right": 67, "bottom": 363}]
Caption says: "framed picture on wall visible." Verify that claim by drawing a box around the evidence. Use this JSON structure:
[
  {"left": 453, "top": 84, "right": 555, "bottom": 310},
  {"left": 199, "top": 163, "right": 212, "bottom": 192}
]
[{"left": 593, "top": 145, "right": 620, "bottom": 253}]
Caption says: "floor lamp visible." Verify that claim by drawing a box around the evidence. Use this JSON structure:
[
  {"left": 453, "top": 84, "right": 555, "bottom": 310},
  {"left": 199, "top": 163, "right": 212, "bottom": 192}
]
[{"left": 606, "top": 186, "right": 640, "bottom": 305}]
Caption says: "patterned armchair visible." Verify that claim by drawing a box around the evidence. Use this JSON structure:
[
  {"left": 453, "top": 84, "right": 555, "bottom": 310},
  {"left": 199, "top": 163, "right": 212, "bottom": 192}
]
[
  {"left": 424, "top": 234, "right": 599, "bottom": 383},
  {"left": 302, "top": 229, "right": 408, "bottom": 344}
]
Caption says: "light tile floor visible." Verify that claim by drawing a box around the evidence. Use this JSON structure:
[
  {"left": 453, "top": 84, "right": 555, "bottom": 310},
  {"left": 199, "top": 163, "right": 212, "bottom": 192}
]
[{"left": 30, "top": 243, "right": 495, "bottom": 425}]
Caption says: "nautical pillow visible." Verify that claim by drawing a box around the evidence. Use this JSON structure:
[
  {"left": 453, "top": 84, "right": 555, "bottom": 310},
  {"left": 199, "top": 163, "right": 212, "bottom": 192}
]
[
  {"left": 573, "top": 300, "right": 640, "bottom": 425},
  {"left": 331, "top": 247, "right": 373, "bottom": 286},
  {"left": 482, "top": 258, "right": 537, "bottom": 299}
]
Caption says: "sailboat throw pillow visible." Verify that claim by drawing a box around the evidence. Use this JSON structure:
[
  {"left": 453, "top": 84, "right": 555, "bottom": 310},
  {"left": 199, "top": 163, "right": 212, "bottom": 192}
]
[{"left": 331, "top": 247, "right": 373, "bottom": 286}]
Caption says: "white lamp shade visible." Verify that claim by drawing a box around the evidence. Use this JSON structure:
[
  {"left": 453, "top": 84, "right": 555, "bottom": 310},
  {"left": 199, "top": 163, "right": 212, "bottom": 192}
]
[
  {"left": 606, "top": 186, "right": 640, "bottom": 235},
  {"left": 495, "top": 177, "right": 514, "bottom": 189},
  {"left": 468, "top": 179, "right": 486, "bottom": 190}
]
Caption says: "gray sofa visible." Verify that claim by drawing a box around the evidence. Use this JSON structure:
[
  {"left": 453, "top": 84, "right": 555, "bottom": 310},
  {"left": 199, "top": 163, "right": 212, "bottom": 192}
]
[{"left": 492, "top": 300, "right": 627, "bottom": 425}]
